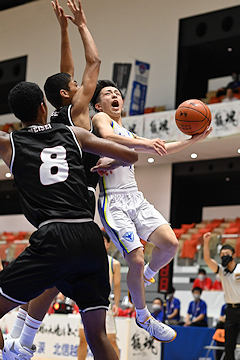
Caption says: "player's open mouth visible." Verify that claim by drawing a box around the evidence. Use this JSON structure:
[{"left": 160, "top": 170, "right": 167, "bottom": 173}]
[{"left": 112, "top": 100, "right": 119, "bottom": 108}]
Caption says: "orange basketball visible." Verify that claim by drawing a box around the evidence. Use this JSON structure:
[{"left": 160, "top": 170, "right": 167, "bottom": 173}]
[{"left": 175, "top": 99, "right": 211, "bottom": 135}]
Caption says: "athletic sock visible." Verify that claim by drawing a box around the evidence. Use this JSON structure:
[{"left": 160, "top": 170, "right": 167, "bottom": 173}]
[
  {"left": 10, "top": 308, "right": 28, "bottom": 339},
  {"left": 144, "top": 264, "right": 157, "bottom": 280},
  {"left": 136, "top": 306, "right": 151, "bottom": 323},
  {"left": 19, "top": 315, "right": 42, "bottom": 349}
]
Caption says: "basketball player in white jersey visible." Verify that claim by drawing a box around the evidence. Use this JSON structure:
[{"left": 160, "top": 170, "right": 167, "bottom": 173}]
[
  {"left": 90, "top": 80, "right": 212, "bottom": 342},
  {"left": 78, "top": 230, "right": 121, "bottom": 359}
]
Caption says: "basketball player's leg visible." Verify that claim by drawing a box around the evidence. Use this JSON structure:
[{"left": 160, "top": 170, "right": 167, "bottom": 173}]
[
  {"left": 105, "top": 308, "right": 119, "bottom": 358},
  {"left": 0, "top": 295, "right": 21, "bottom": 349},
  {"left": 147, "top": 224, "right": 178, "bottom": 272},
  {"left": 78, "top": 328, "right": 88, "bottom": 360},
  {"left": 107, "top": 334, "right": 119, "bottom": 358},
  {"left": 124, "top": 247, "right": 145, "bottom": 310},
  {"left": 81, "top": 309, "right": 118, "bottom": 360}
]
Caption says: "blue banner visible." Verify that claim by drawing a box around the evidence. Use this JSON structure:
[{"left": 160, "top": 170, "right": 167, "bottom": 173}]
[{"left": 129, "top": 61, "right": 150, "bottom": 115}]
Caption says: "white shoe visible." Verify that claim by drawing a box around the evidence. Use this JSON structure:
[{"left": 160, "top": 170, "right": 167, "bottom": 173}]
[
  {"left": 2, "top": 338, "right": 36, "bottom": 360},
  {"left": 143, "top": 274, "right": 155, "bottom": 286},
  {"left": 136, "top": 315, "right": 177, "bottom": 343}
]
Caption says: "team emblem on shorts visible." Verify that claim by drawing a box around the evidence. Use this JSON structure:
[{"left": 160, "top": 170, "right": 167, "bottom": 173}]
[{"left": 123, "top": 231, "right": 134, "bottom": 242}]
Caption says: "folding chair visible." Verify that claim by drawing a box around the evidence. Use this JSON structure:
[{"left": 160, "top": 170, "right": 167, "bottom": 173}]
[{"left": 204, "top": 329, "right": 225, "bottom": 360}]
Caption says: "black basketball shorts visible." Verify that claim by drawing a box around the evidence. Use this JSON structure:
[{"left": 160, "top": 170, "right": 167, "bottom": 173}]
[{"left": 0, "top": 220, "right": 110, "bottom": 311}]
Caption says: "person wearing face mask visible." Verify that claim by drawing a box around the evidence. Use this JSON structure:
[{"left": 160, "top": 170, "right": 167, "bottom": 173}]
[
  {"left": 166, "top": 287, "right": 181, "bottom": 325},
  {"left": 211, "top": 273, "right": 223, "bottom": 291},
  {"left": 204, "top": 231, "right": 240, "bottom": 360},
  {"left": 183, "top": 287, "right": 208, "bottom": 327},
  {"left": 151, "top": 298, "right": 164, "bottom": 322},
  {"left": 192, "top": 268, "right": 212, "bottom": 290}
]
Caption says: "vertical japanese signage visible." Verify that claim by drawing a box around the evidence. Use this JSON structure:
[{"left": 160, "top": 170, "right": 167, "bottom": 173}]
[{"left": 129, "top": 60, "right": 150, "bottom": 115}]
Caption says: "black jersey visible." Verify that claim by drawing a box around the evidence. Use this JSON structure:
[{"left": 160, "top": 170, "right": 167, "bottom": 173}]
[
  {"left": 10, "top": 123, "right": 92, "bottom": 228},
  {"left": 51, "top": 105, "right": 100, "bottom": 189}
]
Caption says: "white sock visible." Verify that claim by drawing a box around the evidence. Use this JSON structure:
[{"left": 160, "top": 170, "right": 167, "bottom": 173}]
[
  {"left": 19, "top": 315, "right": 42, "bottom": 349},
  {"left": 144, "top": 264, "right": 157, "bottom": 280},
  {"left": 10, "top": 308, "right": 27, "bottom": 339},
  {"left": 136, "top": 306, "right": 151, "bottom": 323}
]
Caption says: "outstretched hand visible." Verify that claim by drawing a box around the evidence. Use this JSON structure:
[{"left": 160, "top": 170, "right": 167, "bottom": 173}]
[
  {"left": 51, "top": 0, "right": 68, "bottom": 30},
  {"left": 66, "top": 0, "right": 87, "bottom": 28},
  {"left": 191, "top": 126, "right": 213, "bottom": 142}
]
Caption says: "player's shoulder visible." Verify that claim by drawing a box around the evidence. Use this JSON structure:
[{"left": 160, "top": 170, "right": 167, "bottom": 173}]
[{"left": 92, "top": 112, "right": 112, "bottom": 125}]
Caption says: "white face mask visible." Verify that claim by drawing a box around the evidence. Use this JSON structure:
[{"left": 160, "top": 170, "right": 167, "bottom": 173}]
[
  {"left": 198, "top": 274, "right": 205, "bottom": 281},
  {"left": 193, "top": 294, "right": 200, "bottom": 300},
  {"left": 152, "top": 304, "right": 161, "bottom": 311},
  {"left": 166, "top": 294, "right": 173, "bottom": 300}
]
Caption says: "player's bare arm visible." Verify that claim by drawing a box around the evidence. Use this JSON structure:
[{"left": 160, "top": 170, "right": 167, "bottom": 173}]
[
  {"left": 92, "top": 112, "right": 167, "bottom": 156},
  {"left": 203, "top": 232, "right": 218, "bottom": 273},
  {"left": 52, "top": 0, "right": 74, "bottom": 77},
  {"left": 112, "top": 259, "right": 121, "bottom": 316},
  {"left": 71, "top": 126, "right": 138, "bottom": 165},
  {"left": 66, "top": 0, "right": 101, "bottom": 128},
  {"left": 0, "top": 132, "right": 12, "bottom": 168},
  {"left": 165, "top": 126, "right": 212, "bottom": 155}
]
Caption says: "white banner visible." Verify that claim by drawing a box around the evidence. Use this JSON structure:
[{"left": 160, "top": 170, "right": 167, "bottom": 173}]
[
  {"left": 0, "top": 312, "right": 161, "bottom": 360},
  {"left": 122, "top": 101, "right": 240, "bottom": 141}
]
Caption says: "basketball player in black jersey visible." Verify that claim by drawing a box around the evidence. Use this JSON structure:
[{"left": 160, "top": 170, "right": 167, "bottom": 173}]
[
  {"left": 3, "top": 2, "right": 114, "bottom": 358},
  {"left": 0, "top": 81, "right": 137, "bottom": 360}
]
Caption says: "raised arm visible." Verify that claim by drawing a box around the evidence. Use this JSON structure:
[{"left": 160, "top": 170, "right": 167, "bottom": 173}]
[
  {"left": 51, "top": 0, "right": 74, "bottom": 76},
  {"left": 203, "top": 232, "right": 219, "bottom": 273},
  {"left": 92, "top": 112, "right": 167, "bottom": 156},
  {"left": 165, "top": 127, "right": 212, "bottom": 154},
  {"left": 71, "top": 126, "right": 138, "bottom": 165},
  {"left": 66, "top": 0, "right": 101, "bottom": 126}
]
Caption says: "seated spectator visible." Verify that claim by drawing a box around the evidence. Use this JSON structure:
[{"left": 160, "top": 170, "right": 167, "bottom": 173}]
[
  {"left": 226, "top": 72, "right": 240, "bottom": 91},
  {"left": 211, "top": 274, "right": 223, "bottom": 291},
  {"left": 192, "top": 268, "right": 212, "bottom": 290},
  {"left": 151, "top": 297, "right": 164, "bottom": 322},
  {"left": 222, "top": 87, "right": 240, "bottom": 102},
  {"left": 118, "top": 295, "right": 136, "bottom": 317},
  {"left": 166, "top": 287, "right": 181, "bottom": 325},
  {"left": 183, "top": 287, "right": 208, "bottom": 327}
]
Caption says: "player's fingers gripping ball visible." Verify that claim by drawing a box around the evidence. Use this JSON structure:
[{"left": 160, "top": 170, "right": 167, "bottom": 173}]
[{"left": 175, "top": 99, "right": 211, "bottom": 135}]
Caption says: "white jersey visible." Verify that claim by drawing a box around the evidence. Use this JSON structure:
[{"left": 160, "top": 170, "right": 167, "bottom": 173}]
[
  {"left": 99, "top": 120, "right": 138, "bottom": 193},
  {"left": 218, "top": 263, "right": 240, "bottom": 304}
]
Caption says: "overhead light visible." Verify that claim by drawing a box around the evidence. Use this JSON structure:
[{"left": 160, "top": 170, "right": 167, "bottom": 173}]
[
  {"left": 191, "top": 153, "right": 198, "bottom": 159},
  {"left": 148, "top": 157, "right": 155, "bottom": 163},
  {"left": 5, "top": 172, "right": 12, "bottom": 178},
  {"left": 225, "top": 177, "right": 230, "bottom": 181},
  {"left": 237, "top": 148, "right": 240, "bottom": 154},
  {"left": 227, "top": 47, "right": 232, "bottom": 52}
]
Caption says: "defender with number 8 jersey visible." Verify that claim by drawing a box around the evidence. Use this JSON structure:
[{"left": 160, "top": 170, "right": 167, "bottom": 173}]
[{"left": 10, "top": 122, "right": 92, "bottom": 228}]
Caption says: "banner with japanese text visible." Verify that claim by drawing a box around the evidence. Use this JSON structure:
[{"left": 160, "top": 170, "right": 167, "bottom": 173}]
[
  {"left": 123, "top": 100, "right": 240, "bottom": 141},
  {"left": 0, "top": 312, "right": 160, "bottom": 360}
]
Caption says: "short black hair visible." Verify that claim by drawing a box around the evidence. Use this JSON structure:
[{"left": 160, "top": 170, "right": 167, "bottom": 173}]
[
  {"left": 198, "top": 268, "right": 206, "bottom": 275},
  {"left": 153, "top": 297, "right": 163, "bottom": 305},
  {"left": 102, "top": 230, "right": 110, "bottom": 243},
  {"left": 192, "top": 287, "right": 202, "bottom": 294},
  {"left": 220, "top": 244, "right": 235, "bottom": 255},
  {"left": 90, "top": 79, "right": 124, "bottom": 112},
  {"left": 44, "top": 73, "right": 71, "bottom": 110},
  {"left": 8, "top": 81, "right": 44, "bottom": 123}
]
